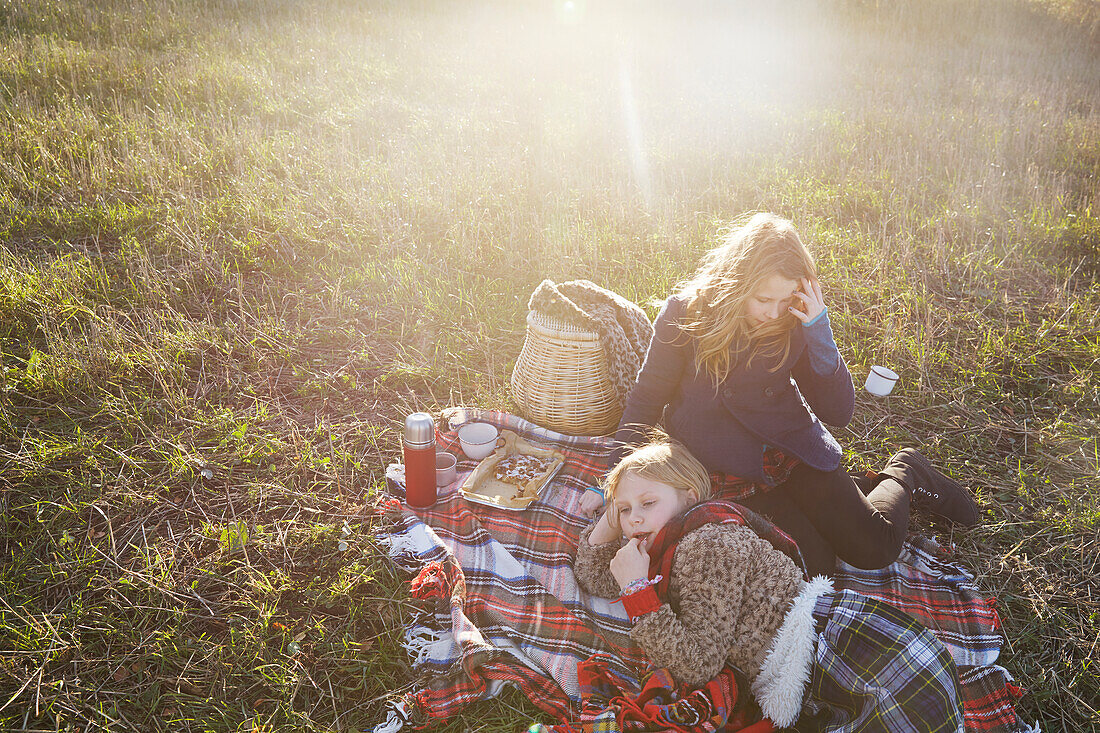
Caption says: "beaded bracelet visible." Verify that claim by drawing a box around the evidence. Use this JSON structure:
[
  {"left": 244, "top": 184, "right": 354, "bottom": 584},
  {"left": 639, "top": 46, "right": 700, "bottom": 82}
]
[
  {"left": 620, "top": 575, "right": 660, "bottom": 596},
  {"left": 619, "top": 575, "right": 663, "bottom": 622}
]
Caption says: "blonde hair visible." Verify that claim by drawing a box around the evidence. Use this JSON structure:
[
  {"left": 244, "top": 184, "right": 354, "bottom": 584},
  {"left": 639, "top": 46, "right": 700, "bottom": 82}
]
[
  {"left": 678, "top": 212, "right": 817, "bottom": 384},
  {"left": 602, "top": 437, "right": 712, "bottom": 532}
]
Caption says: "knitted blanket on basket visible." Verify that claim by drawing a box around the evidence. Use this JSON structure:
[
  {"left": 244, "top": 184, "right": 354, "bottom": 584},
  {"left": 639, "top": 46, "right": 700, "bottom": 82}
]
[
  {"left": 527, "top": 280, "right": 653, "bottom": 410},
  {"left": 372, "top": 408, "right": 1035, "bottom": 733}
]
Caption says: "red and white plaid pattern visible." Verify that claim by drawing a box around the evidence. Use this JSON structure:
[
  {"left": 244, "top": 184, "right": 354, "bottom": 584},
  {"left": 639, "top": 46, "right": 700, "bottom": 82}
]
[{"left": 375, "top": 409, "right": 1030, "bottom": 733}]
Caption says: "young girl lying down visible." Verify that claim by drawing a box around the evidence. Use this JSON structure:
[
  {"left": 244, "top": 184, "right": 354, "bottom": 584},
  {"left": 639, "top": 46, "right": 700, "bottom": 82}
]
[{"left": 575, "top": 437, "right": 964, "bottom": 732}]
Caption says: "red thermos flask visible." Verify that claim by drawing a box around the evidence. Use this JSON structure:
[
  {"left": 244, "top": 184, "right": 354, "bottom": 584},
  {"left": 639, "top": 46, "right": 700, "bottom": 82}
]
[{"left": 403, "top": 412, "right": 437, "bottom": 508}]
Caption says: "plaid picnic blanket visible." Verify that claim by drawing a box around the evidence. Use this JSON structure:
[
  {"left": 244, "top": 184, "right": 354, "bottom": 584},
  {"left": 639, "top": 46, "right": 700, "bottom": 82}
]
[
  {"left": 529, "top": 659, "right": 758, "bottom": 733},
  {"left": 373, "top": 408, "right": 1034, "bottom": 733},
  {"left": 804, "top": 588, "right": 963, "bottom": 732},
  {"left": 832, "top": 538, "right": 1030, "bottom": 732}
]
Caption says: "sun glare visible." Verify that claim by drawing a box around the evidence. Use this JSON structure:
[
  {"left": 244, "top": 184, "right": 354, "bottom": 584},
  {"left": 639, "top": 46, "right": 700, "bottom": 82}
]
[
  {"left": 618, "top": 55, "right": 653, "bottom": 209},
  {"left": 555, "top": 0, "right": 585, "bottom": 25}
]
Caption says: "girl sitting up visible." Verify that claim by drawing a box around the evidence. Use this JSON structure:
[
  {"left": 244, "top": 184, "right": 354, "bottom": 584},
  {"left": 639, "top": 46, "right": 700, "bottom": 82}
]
[
  {"left": 575, "top": 437, "right": 963, "bottom": 732},
  {"left": 580, "top": 212, "right": 978, "bottom": 577}
]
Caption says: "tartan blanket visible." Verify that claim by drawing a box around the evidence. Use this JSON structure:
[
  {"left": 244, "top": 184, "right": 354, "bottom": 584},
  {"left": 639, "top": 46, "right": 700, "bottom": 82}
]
[
  {"left": 373, "top": 408, "right": 1034, "bottom": 733},
  {"left": 832, "top": 537, "right": 1030, "bottom": 732},
  {"left": 805, "top": 588, "right": 963, "bottom": 732},
  {"left": 530, "top": 659, "right": 757, "bottom": 733}
]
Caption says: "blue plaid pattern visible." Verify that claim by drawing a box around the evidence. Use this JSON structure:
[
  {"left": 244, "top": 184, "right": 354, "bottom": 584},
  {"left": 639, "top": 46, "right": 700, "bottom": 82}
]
[{"left": 807, "top": 589, "right": 964, "bottom": 733}]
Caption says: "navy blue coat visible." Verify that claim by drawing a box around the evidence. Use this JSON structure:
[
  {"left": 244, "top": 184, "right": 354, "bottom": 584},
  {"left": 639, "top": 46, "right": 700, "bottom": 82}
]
[{"left": 613, "top": 295, "right": 856, "bottom": 483}]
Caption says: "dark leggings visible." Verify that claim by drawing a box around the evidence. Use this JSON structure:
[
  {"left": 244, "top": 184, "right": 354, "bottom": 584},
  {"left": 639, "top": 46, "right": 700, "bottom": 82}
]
[{"left": 737, "top": 464, "right": 910, "bottom": 577}]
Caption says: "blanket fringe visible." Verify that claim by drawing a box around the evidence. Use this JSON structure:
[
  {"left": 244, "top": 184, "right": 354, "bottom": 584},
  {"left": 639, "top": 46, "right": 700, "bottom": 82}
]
[
  {"left": 404, "top": 625, "right": 456, "bottom": 668},
  {"left": 379, "top": 525, "right": 427, "bottom": 571},
  {"left": 410, "top": 560, "right": 450, "bottom": 601},
  {"left": 371, "top": 699, "right": 409, "bottom": 733},
  {"left": 381, "top": 528, "right": 420, "bottom": 556}
]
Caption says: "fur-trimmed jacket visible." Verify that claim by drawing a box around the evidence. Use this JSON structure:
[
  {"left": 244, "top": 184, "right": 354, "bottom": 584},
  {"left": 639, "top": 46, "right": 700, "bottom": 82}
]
[
  {"left": 575, "top": 518, "right": 963, "bottom": 731},
  {"left": 575, "top": 519, "right": 806, "bottom": 687}
]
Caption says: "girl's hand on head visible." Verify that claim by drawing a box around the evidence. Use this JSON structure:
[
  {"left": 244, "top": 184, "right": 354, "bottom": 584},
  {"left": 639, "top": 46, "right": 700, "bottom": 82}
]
[
  {"left": 790, "top": 277, "right": 825, "bottom": 324},
  {"left": 579, "top": 488, "right": 604, "bottom": 518},
  {"left": 588, "top": 507, "right": 621, "bottom": 545},
  {"left": 610, "top": 537, "right": 651, "bottom": 590}
]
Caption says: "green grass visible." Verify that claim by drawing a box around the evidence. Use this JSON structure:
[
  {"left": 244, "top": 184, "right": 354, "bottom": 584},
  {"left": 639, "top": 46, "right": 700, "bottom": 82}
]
[{"left": 0, "top": 0, "right": 1098, "bottom": 730}]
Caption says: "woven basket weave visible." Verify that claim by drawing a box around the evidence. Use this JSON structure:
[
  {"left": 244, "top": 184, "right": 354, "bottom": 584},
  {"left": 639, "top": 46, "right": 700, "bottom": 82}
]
[{"left": 510, "top": 310, "right": 621, "bottom": 436}]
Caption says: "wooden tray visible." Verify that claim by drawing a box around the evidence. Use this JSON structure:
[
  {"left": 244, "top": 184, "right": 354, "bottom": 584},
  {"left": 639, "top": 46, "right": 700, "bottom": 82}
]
[{"left": 459, "top": 430, "right": 565, "bottom": 510}]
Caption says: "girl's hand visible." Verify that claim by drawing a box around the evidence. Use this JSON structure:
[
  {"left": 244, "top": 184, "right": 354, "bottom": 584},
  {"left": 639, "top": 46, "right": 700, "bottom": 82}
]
[
  {"left": 588, "top": 507, "right": 621, "bottom": 546},
  {"left": 579, "top": 488, "right": 604, "bottom": 518},
  {"left": 610, "top": 537, "right": 651, "bottom": 590},
  {"left": 790, "top": 277, "right": 826, "bottom": 324}
]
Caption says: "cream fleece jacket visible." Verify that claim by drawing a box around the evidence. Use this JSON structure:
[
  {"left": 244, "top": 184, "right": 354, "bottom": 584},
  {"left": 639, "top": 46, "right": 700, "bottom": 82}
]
[{"left": 575, "top": 520, "right": 805, "bottom": 687}]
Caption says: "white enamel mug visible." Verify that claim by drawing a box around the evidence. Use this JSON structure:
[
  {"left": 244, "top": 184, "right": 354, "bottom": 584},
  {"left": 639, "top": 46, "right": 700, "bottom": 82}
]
[{"left": 864, "top": 365, "right": 899, "bottom": 397}]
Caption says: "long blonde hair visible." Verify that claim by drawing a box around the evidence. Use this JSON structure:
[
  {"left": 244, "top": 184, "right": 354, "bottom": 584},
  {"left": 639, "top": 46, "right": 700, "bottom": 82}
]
[
  {"left": 602, "top": 436, "right": 712, "bottom": 532},
  {"left": 678, "top": 212, "right": 816, "bottom": 384}
]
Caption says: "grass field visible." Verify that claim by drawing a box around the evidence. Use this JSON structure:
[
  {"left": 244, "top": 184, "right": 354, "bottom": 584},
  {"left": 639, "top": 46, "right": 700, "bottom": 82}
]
[{"left": 0, "top": 0, "right": 1098, "bottom": 730}]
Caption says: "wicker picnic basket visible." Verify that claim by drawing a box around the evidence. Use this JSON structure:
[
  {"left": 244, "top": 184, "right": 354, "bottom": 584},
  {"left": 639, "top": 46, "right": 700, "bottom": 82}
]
[{"left": 510, "top": 310, "right": 621, "bottom": 436}]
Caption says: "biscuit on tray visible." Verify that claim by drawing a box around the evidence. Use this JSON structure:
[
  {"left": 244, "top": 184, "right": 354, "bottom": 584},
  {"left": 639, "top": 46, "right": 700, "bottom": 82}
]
[{"left": 459, "top": 430, "right": 564, "bottom": 509}]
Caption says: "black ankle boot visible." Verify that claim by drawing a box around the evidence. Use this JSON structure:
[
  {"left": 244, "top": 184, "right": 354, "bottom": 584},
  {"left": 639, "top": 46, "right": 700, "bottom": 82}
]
[{"left": 878, "top": 449, "right": 980, "bottom": 526}]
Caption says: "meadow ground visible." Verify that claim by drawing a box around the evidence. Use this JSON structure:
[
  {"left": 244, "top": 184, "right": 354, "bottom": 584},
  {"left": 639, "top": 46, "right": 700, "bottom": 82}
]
[{"left": 0, "top": 0, "right": 1098, "bottom": 730}]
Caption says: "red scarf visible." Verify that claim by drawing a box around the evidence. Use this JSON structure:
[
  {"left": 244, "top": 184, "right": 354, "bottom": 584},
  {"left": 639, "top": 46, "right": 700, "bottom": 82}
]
[{"left": 647, "top": 500, "right": 806, "bottom": 602}]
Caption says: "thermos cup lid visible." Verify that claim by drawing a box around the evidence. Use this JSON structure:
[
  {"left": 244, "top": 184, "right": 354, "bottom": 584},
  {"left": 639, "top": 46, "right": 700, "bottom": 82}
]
[{"left": 403, "top": 412, "right": 436, "bottom": 447}]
